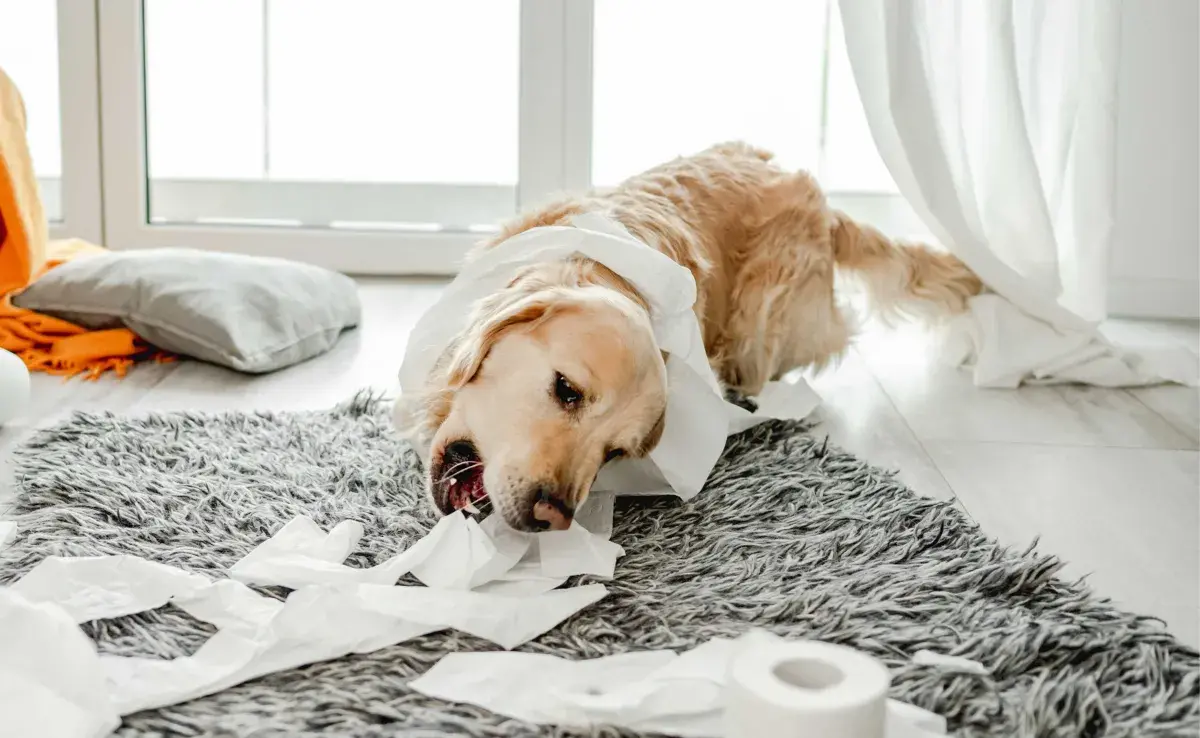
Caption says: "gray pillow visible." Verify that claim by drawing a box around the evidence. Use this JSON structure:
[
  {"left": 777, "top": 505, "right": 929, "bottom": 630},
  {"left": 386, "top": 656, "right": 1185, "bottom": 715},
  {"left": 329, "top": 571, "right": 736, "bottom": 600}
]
[{"left": 13, "top": 248, "right": 361, "bottom": 373}]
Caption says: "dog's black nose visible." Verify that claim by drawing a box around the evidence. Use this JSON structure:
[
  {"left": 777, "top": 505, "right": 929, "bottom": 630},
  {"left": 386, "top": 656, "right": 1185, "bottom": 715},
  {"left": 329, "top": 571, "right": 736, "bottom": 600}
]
[{"left": 530, "top": 485, "right": 573, "bottom": 531}]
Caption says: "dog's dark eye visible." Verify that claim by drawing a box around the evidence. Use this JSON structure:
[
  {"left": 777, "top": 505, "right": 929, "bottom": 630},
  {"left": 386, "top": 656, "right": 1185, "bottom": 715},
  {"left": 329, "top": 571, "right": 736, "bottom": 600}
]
[
  {"left": 553, "top": 372, "right": 583, "bottom": 408},
  {"left": 604, "top": 448, "right": 626, "bottom": 463}
]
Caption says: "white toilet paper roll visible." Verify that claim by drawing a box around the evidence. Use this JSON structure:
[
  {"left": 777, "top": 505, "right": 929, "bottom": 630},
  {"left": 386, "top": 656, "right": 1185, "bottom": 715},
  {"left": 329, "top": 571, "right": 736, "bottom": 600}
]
[{"left": 724, "top": 635, "right": 891, "bottom": 738}]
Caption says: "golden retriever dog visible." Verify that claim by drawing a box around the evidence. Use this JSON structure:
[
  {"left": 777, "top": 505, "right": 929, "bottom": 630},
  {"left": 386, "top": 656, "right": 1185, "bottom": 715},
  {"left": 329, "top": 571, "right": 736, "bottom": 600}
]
[{"left": 398, "top": 142, "right": 981, "bottom": 532}]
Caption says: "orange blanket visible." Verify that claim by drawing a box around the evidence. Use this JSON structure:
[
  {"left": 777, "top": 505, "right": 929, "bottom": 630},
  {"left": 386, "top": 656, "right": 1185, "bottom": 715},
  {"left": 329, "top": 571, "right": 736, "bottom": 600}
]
[{"left": 0, "top": 66, "right": 158, "bottom": 378}]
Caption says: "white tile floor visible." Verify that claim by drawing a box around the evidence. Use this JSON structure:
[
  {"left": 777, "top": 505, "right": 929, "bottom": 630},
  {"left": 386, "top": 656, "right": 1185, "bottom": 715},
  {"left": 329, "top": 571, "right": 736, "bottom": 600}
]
[{"left": 2, "top": 278, "right": 1197, "bottom": 647}]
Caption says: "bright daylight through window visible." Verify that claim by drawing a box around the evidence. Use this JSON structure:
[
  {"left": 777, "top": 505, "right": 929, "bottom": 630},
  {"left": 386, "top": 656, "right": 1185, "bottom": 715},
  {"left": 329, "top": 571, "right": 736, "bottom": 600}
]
[
  {"left": 0, "top": 0, "right": 910, "bottom": 274},
  {"left": 0, "top": 0, "right": 61, "bottom": 222}
]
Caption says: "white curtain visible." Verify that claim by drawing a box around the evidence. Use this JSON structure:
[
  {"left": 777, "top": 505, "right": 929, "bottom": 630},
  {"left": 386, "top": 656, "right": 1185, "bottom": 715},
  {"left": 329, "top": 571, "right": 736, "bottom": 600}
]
[{"left": 839, "top": 0, "right": 1196, "bottom": 388}]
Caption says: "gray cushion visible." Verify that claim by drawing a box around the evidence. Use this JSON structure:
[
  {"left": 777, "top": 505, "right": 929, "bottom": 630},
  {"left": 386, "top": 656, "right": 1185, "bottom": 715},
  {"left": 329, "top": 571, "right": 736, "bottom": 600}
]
[{"left": 13, "top": 248, "right": 360, "bottom": 373}]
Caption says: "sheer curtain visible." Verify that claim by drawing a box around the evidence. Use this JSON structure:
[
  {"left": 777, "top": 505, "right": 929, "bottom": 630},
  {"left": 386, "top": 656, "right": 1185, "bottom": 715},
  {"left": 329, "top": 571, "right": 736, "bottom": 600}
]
[{"left": 839, "top": 0, "right": 1196, "bottom": 388}]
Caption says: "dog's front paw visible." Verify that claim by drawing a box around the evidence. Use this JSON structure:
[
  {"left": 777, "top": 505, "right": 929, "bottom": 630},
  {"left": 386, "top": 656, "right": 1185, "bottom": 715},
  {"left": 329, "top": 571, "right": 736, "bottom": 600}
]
[{"left": 723, "top": 387, "right": 758, "bottom": 413}]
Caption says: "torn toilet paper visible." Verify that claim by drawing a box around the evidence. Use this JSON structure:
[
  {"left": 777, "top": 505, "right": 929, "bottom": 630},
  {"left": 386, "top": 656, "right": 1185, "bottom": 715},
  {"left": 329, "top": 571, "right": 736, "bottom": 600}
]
[
  {"left": 410, "top": 630, "right": 950, "bottom": 737},
  {"left": 228, "top": 513, "right": 464, "bottom": 590},
  {"left": 947, "top": 293, "right": 1199, "bottom": 389},
  {"left": 172, "top": 579, "right": 284, "bottom": 631},
  {"left": 12, "top": 555, "right": 211, "bottom": 623},
  {"left": 397, "top": 213, "right": 820, "bottom": 502},
  {"left": 229, "top": 512, "right": 622, "bottom": 593},
  {"left": 101, "top": 582, "right": 607, "bottom": 715},
  {"left": 0, "top": 520, "right": 16, "bottom": 549},
  {"left": 0, "top": 588, "right": 120, "bottom": 738},
  {"left": 912, "top": 650, "right": 988, "bottom": 675},
  {"left": 0, "top": 510, "right": 618, "bottom": 732}
]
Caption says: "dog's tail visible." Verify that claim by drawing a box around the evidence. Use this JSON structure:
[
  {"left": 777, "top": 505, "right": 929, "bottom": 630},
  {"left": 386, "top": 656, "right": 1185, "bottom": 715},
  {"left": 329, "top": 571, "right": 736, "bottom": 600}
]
[{"left": 829, "top": 210, "right": 982, "bottom": 321}]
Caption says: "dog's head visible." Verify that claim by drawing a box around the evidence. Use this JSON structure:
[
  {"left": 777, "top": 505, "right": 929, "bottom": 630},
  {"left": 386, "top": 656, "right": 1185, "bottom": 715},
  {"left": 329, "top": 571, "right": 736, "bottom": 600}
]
[{"left": 404, "top": 260, "right": 668, "bottom": 531}]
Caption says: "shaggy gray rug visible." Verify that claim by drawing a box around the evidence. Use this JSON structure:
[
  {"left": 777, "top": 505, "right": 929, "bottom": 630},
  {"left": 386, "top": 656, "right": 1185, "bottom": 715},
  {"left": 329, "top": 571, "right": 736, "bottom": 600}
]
[{"left": 1, "top": 394, "right": 1196, "bottom": 737}]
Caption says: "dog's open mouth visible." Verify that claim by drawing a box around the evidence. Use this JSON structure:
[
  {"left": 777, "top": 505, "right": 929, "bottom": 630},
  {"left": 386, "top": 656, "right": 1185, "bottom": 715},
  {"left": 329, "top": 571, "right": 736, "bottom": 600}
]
[{"left": 434, "top": 440, "right": 488, "bottom": 514}]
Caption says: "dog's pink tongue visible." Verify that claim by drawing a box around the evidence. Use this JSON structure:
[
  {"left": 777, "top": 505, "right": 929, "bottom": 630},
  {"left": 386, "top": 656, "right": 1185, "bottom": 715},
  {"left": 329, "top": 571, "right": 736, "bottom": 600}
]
[{"left": 455, "top": 468, "right": 486, "bottom": 504}]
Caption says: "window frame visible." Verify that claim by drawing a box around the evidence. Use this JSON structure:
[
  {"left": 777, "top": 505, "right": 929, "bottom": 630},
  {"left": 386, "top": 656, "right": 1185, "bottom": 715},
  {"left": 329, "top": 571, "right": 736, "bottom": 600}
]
[
  {"left": 67, "top": 0, "right": 922, "bottom": 275},
  {"left": 95, "top": 0, "right": 594, "bottom": 275},
  {"left": 42, "top": 0, "right": 104, "bottom": 244}
]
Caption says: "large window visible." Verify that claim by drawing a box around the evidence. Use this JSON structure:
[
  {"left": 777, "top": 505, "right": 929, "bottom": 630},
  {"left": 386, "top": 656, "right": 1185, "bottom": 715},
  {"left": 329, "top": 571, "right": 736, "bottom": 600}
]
[
  {"left": 142, "top": 0, "right": 520, "bottom": 231},
  {"left": 1, "top": 0, "right": 918, "bottom": 275},
  {"left": 591, "top": 0, "right": 901, "bottom": 192},
  {"left": 0, "top": 0, "right": 60, "bottom": 221},
  {"left": 0, "top": 0, "right": 103, "bottom": 242},
  {"left": 595, "top": 1, "right": 831, "bottom": 187}
]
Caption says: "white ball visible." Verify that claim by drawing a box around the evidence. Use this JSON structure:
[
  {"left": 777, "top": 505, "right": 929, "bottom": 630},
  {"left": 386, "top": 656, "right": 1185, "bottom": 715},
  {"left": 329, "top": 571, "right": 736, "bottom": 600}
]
[{"left": 0, "top": 348, "right": 31, "bottom": 425}]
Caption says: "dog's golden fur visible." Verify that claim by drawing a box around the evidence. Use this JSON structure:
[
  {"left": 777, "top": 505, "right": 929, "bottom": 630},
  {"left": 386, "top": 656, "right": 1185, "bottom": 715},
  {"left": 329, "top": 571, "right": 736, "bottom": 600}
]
[
  {"left": 399, "top": 142, "right": 981, "bottom": 531},
  {"left": 487, "top": 141, "right": 980, "bottom": 387}
]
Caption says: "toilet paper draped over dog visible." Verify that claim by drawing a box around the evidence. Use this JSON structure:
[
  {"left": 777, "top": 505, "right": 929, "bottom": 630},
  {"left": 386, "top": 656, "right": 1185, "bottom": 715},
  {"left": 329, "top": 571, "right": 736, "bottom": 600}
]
[{"left": 398, "top": 214, "right": 818, "bottom": 500}]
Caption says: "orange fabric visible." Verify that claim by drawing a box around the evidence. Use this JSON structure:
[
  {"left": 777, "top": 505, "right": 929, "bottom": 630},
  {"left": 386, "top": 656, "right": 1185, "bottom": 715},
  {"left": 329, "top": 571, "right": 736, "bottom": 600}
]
[
  {"left": 0, "top": 66, "right": 164, "bottom": 379},
  {"left": 0, "top": 246, "right": 160, "bottom": 379},
  {"left": 0, "top": 66, "right": 41, "bottom": 298}
]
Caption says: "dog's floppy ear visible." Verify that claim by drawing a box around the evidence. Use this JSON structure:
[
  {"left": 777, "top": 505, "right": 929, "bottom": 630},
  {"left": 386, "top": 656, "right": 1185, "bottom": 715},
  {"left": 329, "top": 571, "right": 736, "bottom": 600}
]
[{"left": 444, "top": 288, "right": 562, "bottom": 388}]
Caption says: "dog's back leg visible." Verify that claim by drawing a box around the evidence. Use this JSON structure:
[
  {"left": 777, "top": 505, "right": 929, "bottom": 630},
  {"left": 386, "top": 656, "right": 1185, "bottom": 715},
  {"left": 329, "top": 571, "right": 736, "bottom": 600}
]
[{"left": 714, "top": 175, "right": 854, "bottom": 396}]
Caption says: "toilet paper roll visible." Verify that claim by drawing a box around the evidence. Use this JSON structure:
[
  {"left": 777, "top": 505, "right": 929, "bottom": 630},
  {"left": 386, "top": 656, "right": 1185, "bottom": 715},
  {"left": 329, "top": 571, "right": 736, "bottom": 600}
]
[
  {"left": 0, "top": 348, "right": 31, "bottom": 425},
  {"left": 724, "top": 634, "right": 891, "bottom": 738}
]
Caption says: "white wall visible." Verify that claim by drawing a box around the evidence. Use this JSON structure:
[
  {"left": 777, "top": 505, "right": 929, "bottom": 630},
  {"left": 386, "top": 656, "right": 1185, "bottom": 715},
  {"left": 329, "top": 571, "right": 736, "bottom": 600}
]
[{"left": 1109, "top": 0, "right": 1199, "bottom": 319}]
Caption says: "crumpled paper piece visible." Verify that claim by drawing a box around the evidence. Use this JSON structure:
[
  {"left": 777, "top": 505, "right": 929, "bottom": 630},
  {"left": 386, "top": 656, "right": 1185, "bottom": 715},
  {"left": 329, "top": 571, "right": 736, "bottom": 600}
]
[
  {"left": 11, "top": 555, "right": 211, "bottom": 623},
  {"left": 229, "top": 514, "right": 464, "bottom": 590},
  {"left": 172, "top": 579, "right": 284, "bottom": 631},
  {"left": 0, "top": 588, "right": 120, "bottom": 738},
  {"left": 410, "top": 632, "right": 950, "bottom": 737},
  {"left": 912, "top": 649, "right": 989, "bottom": 675},
  {"left": 0, "top": 520, "right": 16, "bottom": 549},
  {"left": 949, "top": 294, "right": 1198, "bottom": 388},
  {"left": 468, "top": 514, "right": 626, "bottom": 596},
  {"left": 398, "top": 213, "right": 821, "bottom": 502},
  {"left": 229, "top": 512, "right": 623, "bottom": 594},
  {"left": 0, "top": 511, "right": 618, "bottom": 734},
  {"left": 101, "top": 582, "right": 607, "bottom": 715}
]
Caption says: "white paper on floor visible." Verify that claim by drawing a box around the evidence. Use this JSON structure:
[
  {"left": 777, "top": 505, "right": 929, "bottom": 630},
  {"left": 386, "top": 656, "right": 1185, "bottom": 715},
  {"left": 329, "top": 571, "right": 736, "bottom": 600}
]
[
  {"left": 0, "top": 588, "right": 120, "bottom": 738},
  {"left": 574, "top": 490, "right": 616, "bottom": 538},
  {"left": 912, "top": 650, "right": 988, "bottom": 675},
  {"left": 12, "top": 555, "right": 211, "bottom": 623},
  {"left": 397, "top": 213, "right": 822, "bottom": 504},
  {"left": 172, "top": 579, "right": 284, "bottom": 631},
  {"left": 0, "top": 510, "right": 619, "bottom": 734},
  {"left": 410, "top": 631, "right": 950, "bottom": 737},
  {"left": 948, "top": 294, "right": 1199, "bottom": 388},
  {"left": 229, "top": 512, "right": 622, "bottom": 593},
  {"left": 101, "top": 582, "right": 607, "bottom": 715},
  {"left": 0, "top": 520, "right": 16, "bottom": 550}
]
